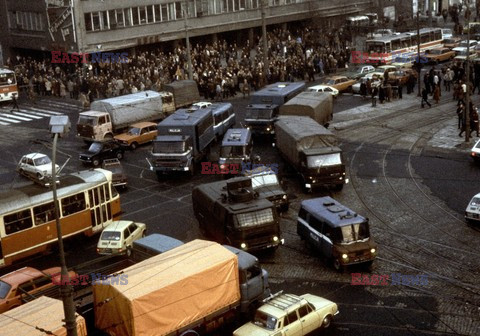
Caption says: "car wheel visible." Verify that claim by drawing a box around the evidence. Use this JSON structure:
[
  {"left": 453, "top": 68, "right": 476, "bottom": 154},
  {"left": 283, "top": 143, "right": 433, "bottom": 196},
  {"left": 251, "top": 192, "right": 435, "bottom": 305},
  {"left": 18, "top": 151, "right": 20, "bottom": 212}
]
[
  {"left": 130, "top": 142, "right": 138, "bottom": 150},
  {"left": 19, "top": 168, "right": 24, "bottom": 176},
  {"left": 104, "top": 134, "right": 113, "bottom": 141},
  {"left": 126, "top": 248, "right": 132, "bottom": 257},
  {"left": 36, "top": 172, "right": 43, "bottom": 180},
  {"left": 116, "top": 152, "right": 124, "bottom": 160},
  {"left": 322, "top": 314, "right": 333, "bottom": 329},
  {"left": 333, "top": 258, "right": 343, "bottom": 272},
  {"left": 92, "top": 159, "right": 100, "bottom": 167}
]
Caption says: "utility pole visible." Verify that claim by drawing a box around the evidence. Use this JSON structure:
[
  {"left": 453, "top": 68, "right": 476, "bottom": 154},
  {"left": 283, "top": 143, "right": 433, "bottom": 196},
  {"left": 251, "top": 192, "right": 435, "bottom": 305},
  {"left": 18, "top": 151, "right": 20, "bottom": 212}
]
[
  {"left": 261, "top": 0, "right": 268, "bottom": 86},
  {"left": 183, "top": 1, "right": 193, "bottom": 80},
  {"left": 465, "top": 19, "right": 471, "bottom": 143},
  {"left": 428, "top": 0, "right": 433, "bottom": 26},
  {"left": 417, "top": 11, "right": 421, "bottom": 97}
]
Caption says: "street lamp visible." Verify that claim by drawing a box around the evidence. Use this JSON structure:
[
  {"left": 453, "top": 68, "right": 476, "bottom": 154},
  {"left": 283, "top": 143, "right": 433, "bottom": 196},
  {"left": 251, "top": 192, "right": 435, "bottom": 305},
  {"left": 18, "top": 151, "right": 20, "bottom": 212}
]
[{"left": 48, "top": 115, "right": 78, "bottom": 336}]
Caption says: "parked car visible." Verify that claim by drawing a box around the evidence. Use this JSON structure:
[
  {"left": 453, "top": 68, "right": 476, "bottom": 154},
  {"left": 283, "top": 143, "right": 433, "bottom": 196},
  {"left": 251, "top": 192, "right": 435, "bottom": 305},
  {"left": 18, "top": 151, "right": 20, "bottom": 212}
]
[
  {"left": 79, "top": 140, "right": 125, "bottom": 166},
  {"left": 96, "top": 220, "right": 147, "bottom": 256},
  {"left": 114, "top": 121, "right": 158, "bottom": 150},
  {"left": 375, "top": 65, "right": 397, "bottom": 79},
  {"left": 388, "top": 68, "right": 418, "bottom": 85},
  {"left": 453, "top": 40, "right": 478, "bottom": 54},
  {"left": 352, "top": 72, "right": 383, "bottom": 94},
  {"left": 344, "top": 65, "right": 376, "bottom": 80},
  {"left": 465, "top": 193, "right": 480, "bottom": 223},
  {"left": 425, "top": 47, "right": 456, "bottom": 64},
  {"left": 323, "top": 76, "right": 356, "bottom": 92},
  {"left": 16, "top": 153, "right": 59, "bottom": 181},
  {"left": 443, "top": 37, "right": 462, "bottom": 49},
  {"left": 470, "top": 139, "right": 480, "bottom": 162},
  {"left": 101, "top": 158, "right": 127, "bottom": 189},
  {"left": 0, "top": 267, "right": 77, "bottom": 313},
  {"left": 306, "top": 84, "right": 339, "bottom": 98},
  {"left": 233, "top": 292, "right": 339, "bottom": 336}
]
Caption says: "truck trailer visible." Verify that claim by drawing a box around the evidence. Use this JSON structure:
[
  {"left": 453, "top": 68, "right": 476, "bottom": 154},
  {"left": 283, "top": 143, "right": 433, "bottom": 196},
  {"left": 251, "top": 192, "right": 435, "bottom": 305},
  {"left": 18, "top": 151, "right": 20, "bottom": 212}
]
[
  {"left": 93, "top": 239, "right": 270, "bottom": 336},
  {"left": 279, "top": 91, "right": 333, "bottom": 127},
  {"left": 164, "top": 80, "right": 201, "bottom": 108},
  {"left": 76, "top": 90, "right": 175, "bottom": 142},
  {"left": 274, "top": 116, "right": 346, "bottom": 192},
  {"left": 192, "top": 177, "right": 283, "bottom": 252},
  {"left": 147, "top": 106, "right": 215, "bottom": 176}
]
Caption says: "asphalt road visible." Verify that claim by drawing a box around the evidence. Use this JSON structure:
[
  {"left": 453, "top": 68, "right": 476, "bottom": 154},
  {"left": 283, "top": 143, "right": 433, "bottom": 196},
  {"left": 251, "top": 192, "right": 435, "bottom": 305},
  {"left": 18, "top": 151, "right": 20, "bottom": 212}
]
[{"left": 0, "top": 81, "right": 479, "bottom": 335}]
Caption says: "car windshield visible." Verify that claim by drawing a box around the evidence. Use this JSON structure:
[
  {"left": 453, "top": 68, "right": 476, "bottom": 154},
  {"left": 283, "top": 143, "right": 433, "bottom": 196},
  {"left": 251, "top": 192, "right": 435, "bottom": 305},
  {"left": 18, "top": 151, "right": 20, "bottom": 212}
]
[
  {"left": 246, "top": 108, "right": 273, "bottom": 120},
  {"left": 253, "top": 311, "right": 277, "bottom": 330},
  {"left": 88, "top": 142, "right": 103, "bottom": 153},
  {"left": 444, "top": 38, "right": 456, "bottom": 44},
  {"left": 337, "top": 222, "right": 370, "bottom": 244},
  {"left": 0, "top": 73, "right": 16, "bottom": 86},
  {"left": 0, "top": 280, "right": 12, "bottom": 299},
  {"left": 153, "top": 141, "right": 186, "bottom": 153},
  {"left": 235, "top": 208, "right": 274, "bottom": 228},
  {"left": 78, "top": 116, "right": 97, "bottom": 126},
  {"left": 427, "top": 49, "right": 442, "bottom": 55},
  {"left": 307, "top": 153, "right": 342, "bottom": 168},
  {"left": 100, "top": 231, "right": 121, "bottom": 241},
  {"left": 251, "top": 174, "right": 279, "bottom": 188},
  {"left": 325, "top": 79, "right": 336, "bottom": 85},
  {"left": 34, "top": 156, "right": 51, "bottom": 166},
  {"left": 470, "top": 197, "right": 480, "bottom": 206},
  {"left": 221, "top": 146, "right": 245, "bottom": 157},
  {"left": 127, "top": 127, "right": 141, "bottom": 135}
]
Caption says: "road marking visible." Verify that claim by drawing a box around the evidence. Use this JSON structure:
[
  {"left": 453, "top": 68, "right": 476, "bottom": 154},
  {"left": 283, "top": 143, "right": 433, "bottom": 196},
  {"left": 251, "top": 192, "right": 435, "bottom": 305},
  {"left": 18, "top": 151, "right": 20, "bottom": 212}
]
[
  {"left": 0, "top": 116, "right": 20, "bottom": 123},
  {"left": 26, "top": 107, "right": 63, "bottom": 115},
  {"left": 12, "top": 111, "right": 43, "bottom": 119},
  {"left": 0, "top": 113, "right": 32, "bottom": 121}
]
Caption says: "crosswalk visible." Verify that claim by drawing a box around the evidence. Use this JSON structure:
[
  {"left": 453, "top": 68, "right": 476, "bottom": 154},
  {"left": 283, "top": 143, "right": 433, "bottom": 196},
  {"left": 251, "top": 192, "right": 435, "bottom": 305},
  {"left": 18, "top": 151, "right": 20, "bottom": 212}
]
[{"left": 0, "top": 99, "right": 83, "bottom": 126}]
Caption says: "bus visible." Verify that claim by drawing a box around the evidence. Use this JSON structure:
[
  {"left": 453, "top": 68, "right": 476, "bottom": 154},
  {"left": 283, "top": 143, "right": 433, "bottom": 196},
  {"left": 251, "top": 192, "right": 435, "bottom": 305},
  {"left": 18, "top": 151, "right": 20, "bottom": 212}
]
[
  {"left": 0, "top": 169, "right": 121, "bottom": 267},
  {"left": 0, "top": 68, "right": 18, "bottom": 102},
  {"left": 364, "top": 28, "right": 443, "bottom": 64}
]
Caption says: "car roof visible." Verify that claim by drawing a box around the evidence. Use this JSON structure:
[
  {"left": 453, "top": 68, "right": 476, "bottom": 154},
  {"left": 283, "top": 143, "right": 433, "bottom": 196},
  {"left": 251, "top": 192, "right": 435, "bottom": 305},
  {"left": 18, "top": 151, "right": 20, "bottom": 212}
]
[
  {"left": 22, "top": 153, "right": 47, "bottom": 159},
  {"left": 129, "top": 121, "right": 157, "bottom": 128},
  {"left": 301, "top": 196, "right": 366, "bottom": 227},
  {"left": 308, "top": 85, "right": 335, "bottom": 90},
  {"left": 0, "top": 267, "right": 45, "bottom": 286},
  {"left": 103, "top": 220, "right": 136, "bottom": 232},
  {"left": 222, "top": 128, "right": 251, "bottom": 146},
  {"left": 258, "top": 293, "right": 308, "bottom": 318},
  {"left": 326, "top": 76, "right": 347, "bottom": 80}
]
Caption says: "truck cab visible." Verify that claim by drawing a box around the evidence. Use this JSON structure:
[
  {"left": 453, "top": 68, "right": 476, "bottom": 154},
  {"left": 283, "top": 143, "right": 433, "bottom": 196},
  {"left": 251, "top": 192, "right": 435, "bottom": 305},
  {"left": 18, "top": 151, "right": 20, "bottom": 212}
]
[
  {"left": 245, "top": 104, "right": 280, "bottom": 135},
  {"left": 219, "top": 128, "right": 253, "bottom": 173},
  {"left": 77, "top": 111, "right": 112, "bottom": 142}
]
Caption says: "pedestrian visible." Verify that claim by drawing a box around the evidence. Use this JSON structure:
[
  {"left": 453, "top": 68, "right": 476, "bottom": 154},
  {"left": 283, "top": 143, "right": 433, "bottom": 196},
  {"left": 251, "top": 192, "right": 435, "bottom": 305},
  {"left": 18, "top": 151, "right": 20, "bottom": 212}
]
[
  {"left": 360, "top": 81, "right": 367, "bottom": 99},
  {"left": 457, "top": 103, "right": 464, "bottom": 129},
  {"left": 433, "top": 85, "right": 440, "bottom": 104},
  {"left": 10, "top": 93, "right": 20, "bottom": 112},
  {"left": 421, "top": 87, "right": 431, "bottom": 108},
  {"left": 379, "top": 85, "right": 385, "bottom": 103},
  {"left": 371, "top": 86, "right": 378, "bottom": 107},
  {"left": 398, "top": 82, "right": 403, "bottom": 99},
  {"left": 470, "top": 107, "right": 480, "bottom": 137}
]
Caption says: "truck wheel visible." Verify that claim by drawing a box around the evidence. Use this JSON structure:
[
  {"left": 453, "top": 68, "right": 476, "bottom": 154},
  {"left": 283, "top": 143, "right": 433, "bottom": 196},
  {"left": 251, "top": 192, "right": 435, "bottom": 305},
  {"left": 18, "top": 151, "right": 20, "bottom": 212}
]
[
  {"left": 93, "top": 159, "right": 100, "bottom": 167},
  {"left": 104, "top": 134, "right": 113, "bottom": 140},
  {"left": 333, "top": 259, "right": 344, "bottom": 272},
  {"left": 116, "top": 152, "right": 123, "bottom": 160},
  {"left": 322, "top": 314, "right": 333, "bottom": 329},
  {"left": 130, "top": 142, "right": 138, "bottom": 150}
]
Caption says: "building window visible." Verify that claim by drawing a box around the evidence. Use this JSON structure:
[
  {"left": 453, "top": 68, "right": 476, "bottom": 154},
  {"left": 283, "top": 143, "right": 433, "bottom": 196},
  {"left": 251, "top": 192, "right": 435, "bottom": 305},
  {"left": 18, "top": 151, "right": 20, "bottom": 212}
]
[
  {"left": 147, "top": 5, "right": 154, "bottom": 23},
  {"left": 124, "top": 8, "right": 132, "bottom": 26},
  {"left": 162, "top": 4, "right": 168, "bottom": 21},
  {"left": 132, "top": 7, "right": 139, "bottom": 25},
  {"left": 154, "top": 4, "right": 161, "bottom": 22},
  {"left": 84, "top": 13, "right": 92, "bottom": 31},
  {"left": 139, "top": 6, "right": 147, "bottom": 24},
  {"left": 169, "top": 3, "right": 176, "bottom": 20},
  {"left": 251, "top": 0, "right": 259, "bottom": 9},
  {"left": 102, "top": 11, "right": 109, "bottom": 30},
  {"left": 175, "top": 2, "right": 183, "bottom": 19},
  {"left": 92, "top": 12, "right": 100, "bottom": 31}
]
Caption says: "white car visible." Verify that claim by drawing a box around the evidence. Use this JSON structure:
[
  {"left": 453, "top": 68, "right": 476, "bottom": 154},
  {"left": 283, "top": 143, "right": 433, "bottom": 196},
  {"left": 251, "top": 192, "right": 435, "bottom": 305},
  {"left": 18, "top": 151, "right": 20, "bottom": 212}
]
[
  {"left": 97, "top": 220, "right": 147, "bottom": 256},
  {"left": 465, "top": 193, "right": 480, "bottom": 223},
  {"left": 233, "top": 292, "right": 338, "bottom": 336},
  {"left": 307, "top": 85, "right": 339, "bottom": 98},
  {"left": 352, "top": 72, "right": 383, "bottom": 94},
  {"left": 16, "top": 153, "right": 59, "bottom": 181},
  {"left": 470, "top": 139, "right": 480, "bottom": 161},
  {"left": 192, "top": 101, "right": 212, "bottom": 109},
  {"left": 453, "top": 40, "right": 478, "bottom": 54}
]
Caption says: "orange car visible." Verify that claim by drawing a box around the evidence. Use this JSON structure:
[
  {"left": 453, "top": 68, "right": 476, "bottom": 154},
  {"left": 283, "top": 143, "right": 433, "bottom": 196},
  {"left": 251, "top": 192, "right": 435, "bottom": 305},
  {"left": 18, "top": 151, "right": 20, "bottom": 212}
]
[
  {"left": 323, "top": 76, "right": 357, "bottom": 92},
  {"left": 0, "top": 266, "right": 77, "bottom": 313},
  {"left": 114, "top": 121, "right": 158, "bottom": 150},
  {"left": 425, "top": 47, "right": 456, "bottom": 64}
]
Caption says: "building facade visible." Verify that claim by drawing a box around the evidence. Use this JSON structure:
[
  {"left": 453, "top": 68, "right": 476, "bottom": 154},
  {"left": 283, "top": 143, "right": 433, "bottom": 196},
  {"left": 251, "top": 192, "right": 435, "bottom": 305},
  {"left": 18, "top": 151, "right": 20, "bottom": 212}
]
[{"left": 0, "top": 0, "right": 374, "bottom": 62}]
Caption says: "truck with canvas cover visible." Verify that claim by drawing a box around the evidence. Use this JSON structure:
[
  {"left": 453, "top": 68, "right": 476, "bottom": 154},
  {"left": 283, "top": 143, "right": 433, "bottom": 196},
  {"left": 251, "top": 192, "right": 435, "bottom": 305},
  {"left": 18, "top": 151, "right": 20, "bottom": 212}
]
[
  {"left": 245, "top": 82, "right": 305, "bottom": 135},
  {"left": 147, "top": 106, "right": 215, "bottom": 176},
  {"left": 93, "top": 239, "right": 270, "bottom": 336},
  {"left": 0, "top": 296, "right": 88, "bottom": 336},
  {"left": 274, "top": 116, "right": 346, "bottom": 192},
  {"left": 76, "top": 90, "right": 175, "bottom": 142},
  {"left": 164, "top": 80, "right": 201, "bottom": 108},
  {"left": 192, "top": 177, "right": 283, "bottom": 252},
  {"left": 279, "top": 91, "right": 333, "bottom": 127}
]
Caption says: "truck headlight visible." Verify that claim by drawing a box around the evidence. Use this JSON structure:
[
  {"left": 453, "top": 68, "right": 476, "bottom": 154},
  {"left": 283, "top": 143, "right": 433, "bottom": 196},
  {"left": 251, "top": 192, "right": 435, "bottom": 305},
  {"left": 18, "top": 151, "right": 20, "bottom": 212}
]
[
  {"left": 342, "top": 254, "right": 348, "bottom": 259},
  {"left": 345, "top": 178, "right": 349, "bottom": 184},
  {"left": 266, "top": 127, "right": 271, "bottom": 132},
  {"left": 305, "top": 183, "right": 311, "bottom": 188},
  {"left": 282, "top": 195, "right": 287, "bottom": 200},
  {"left": 184, "top": 166, "right": 189, "bottom": 171},
  {"left": 240, "top": 243, "right": 247, "bottom": 249},
  {"left": 273, "top": 236, "right": 279, "bottom": 242},
  {"left": 371, "top": 248, "right": 376, "bottom": 254}
]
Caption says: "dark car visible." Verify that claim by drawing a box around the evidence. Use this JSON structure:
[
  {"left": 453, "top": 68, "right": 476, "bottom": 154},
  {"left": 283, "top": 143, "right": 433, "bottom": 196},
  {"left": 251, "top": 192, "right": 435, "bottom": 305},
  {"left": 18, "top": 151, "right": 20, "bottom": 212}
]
[
  {"left": 79, "top": 140, "right": 124, "bottom": 166},
  {"left": 102, "top": 158, "right": 128, "bottom": 188}
]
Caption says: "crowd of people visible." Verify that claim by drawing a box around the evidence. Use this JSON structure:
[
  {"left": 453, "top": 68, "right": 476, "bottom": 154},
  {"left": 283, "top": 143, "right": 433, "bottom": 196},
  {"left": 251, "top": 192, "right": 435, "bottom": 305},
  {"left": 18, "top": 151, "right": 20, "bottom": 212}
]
[{"left": 6, "top": 24, "right": 352, "bottom": 108}]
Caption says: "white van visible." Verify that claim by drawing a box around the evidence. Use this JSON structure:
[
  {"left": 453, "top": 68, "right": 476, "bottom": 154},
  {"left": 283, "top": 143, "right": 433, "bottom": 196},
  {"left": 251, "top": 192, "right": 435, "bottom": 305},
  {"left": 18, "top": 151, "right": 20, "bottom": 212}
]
[
  {"left": 442, "top": 28, "right": 453, "bottom": 40},
  {"left": 465, "top": 193, "right": 480, "bottom": 223},
  {"left": 97, "top": 220, "right": 146, "bottom": 256}
]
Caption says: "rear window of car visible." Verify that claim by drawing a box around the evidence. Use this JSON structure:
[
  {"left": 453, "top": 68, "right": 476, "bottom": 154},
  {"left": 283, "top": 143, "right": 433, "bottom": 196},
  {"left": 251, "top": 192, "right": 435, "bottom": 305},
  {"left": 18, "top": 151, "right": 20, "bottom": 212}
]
[
  {"left": 0, "top": 280, "right": 12, "bottom": 299},
  {"left": 101, "top": 231, "right": 121, "bottom": 241}
]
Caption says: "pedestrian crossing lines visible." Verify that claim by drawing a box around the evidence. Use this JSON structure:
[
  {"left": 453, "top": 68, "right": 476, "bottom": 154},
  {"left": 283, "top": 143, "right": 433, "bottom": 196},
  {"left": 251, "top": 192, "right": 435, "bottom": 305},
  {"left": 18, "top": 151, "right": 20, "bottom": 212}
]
[{"left": 0, "top": 99, "right": 83, "bottom": 126}]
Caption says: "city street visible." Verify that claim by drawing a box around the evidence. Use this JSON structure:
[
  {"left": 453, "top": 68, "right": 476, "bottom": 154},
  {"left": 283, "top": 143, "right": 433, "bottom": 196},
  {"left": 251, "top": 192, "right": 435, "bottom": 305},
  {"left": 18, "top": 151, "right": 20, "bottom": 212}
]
[{"left": 0, "top": 83, "right": 480, "bottom": 335}]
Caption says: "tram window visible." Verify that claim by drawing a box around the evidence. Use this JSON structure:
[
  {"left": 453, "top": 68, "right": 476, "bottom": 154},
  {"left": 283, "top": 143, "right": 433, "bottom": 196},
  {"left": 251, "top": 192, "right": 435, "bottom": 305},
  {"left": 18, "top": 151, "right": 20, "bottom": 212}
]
[
  {"left": 61, "top": 193, "right": 86, "bottom": 217},
  {"left": 33, "top": 202, "right": 55, "bottom": 225},
  {"left": 4, "top": 210, "right": 33, "bottom": 235},
  {"left": 99, "top": 186, "right": 106, "bottom": 203}
]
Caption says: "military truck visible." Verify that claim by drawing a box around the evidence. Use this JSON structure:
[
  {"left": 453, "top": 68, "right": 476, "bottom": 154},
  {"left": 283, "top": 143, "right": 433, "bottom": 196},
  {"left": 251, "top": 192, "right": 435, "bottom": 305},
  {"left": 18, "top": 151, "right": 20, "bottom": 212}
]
[
  {"left": 242, "top": 166, "right": 289, "bottom": 212},
  {"left": 192, "top": 177, "right": 283, "bottom": 252},
  {"left": 76, "top": 91, "right": 175, "bottom": 142},
  {"left": 245, "top": 82, "right": 305, "bottom": 135},
  {"left": 279, "top": 91, "right": 333, "bottom": 127},
  {"left": 164, "top": 80, "right": 201, "bottom": 108},
  {"left": 274, "top": 116, "right": 346, "bottom": 192},
  {"left": 93, "top": 239, "right": 271, "bottom": 336},
  {"left": 147, "top": 106, "right": 215, "bottom": 177}
]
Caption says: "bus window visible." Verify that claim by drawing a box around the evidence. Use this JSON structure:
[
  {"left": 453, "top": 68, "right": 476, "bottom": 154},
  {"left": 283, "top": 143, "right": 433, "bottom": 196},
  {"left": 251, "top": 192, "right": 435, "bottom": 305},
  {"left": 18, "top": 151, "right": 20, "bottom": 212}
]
[
  {"left": 33, "top": 202, "right": 55, "bottom": 225},
  {"left": 61, "top": 193, "right": 86, "bottom": 217},
  {"left": 4, "top": 210, "right": 33, "bottom": 235}
]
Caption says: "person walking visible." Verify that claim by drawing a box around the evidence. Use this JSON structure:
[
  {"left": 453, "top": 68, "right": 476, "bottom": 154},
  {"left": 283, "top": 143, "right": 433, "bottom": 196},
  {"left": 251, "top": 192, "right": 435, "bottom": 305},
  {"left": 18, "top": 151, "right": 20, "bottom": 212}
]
[
  {"left": 371, "top": 86, "right": 378, "bottom": 107},
  {"left": 397, "top": 81, "right": 403, "bottom": 99},
  {"left": 433, "top": 85, "right": 440, "bottom": 104},
  {"left": 457, "top": 103, "right": 464, "bottom": 129},
  {"left": 470, "top": 107, "right": 480, "bottom": 137},
  {"left": 421, "top": 87, "right": 431, "bottom": 108}
]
